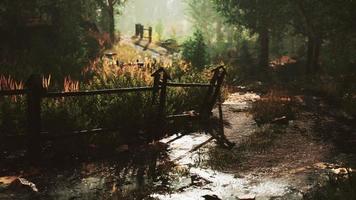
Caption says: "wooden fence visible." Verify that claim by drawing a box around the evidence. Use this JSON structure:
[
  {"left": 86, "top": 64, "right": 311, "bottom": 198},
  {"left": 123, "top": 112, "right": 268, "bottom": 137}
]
[
  {"left": 0, "top": 67, "right": 219, "bottom": 157},
  {"left": 135, "top": 23, "right": 152, "bottom": 43}
]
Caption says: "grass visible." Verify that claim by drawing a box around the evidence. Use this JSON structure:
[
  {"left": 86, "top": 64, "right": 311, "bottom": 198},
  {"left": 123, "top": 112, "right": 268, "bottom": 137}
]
[
  {"left": 0, "top": 75, "right": 24, "bottom": 91},
  {"left": 205, "top": 125, "right": 284, "bottom": 171},
  {"left": 251, "top": 89, "right": 296, "bottom": 125},
  {"left": 238, "top": 125, "right": 283, "bottom": 153},
  {"left": 0, "top": 43, "right": 212, "bottom": 155},
  {"left": 305, "top": 171, "right": 356, "bottom": 200},
  {"left": 205, "top": 146, "right": 241, "bottom": 170}
]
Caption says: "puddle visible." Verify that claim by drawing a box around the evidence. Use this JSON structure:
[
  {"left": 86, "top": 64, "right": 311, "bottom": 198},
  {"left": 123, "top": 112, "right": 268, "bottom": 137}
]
[
  {"left": 152, "top": 132, "right": 292, "bottom": 200},
  {"left": 151, "top": 92, "right": 295, "bottom": 200}
]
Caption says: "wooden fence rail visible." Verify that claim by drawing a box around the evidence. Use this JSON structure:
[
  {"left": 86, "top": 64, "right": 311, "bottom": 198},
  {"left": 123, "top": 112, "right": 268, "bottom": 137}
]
[
  {"left": 45, "top": 86, "right": 154, "bottom": 98},
  {"left": 0, "top": 67, "right": 227, "bottom": 157},
  {"left": 166, "top": 82, "right": 211, "bottom": 88},
  {"left": 0, "top": 89, "right": 27, "bottom": 96}
]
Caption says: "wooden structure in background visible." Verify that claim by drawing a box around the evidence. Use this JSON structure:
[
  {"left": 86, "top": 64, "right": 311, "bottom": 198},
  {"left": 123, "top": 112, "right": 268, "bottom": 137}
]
[{"left": 135, "top": 23, "right": 152, "bottom": 43}]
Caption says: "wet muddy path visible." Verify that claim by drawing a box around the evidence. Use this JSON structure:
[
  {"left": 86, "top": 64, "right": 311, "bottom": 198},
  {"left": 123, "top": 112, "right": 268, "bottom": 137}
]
[{"left": 1, "top": 90, "right": 355, "bottom": 200}]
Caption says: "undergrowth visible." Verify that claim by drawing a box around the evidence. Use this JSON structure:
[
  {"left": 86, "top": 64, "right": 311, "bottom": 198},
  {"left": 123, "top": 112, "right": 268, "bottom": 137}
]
[
  {"left": 0, "top": 46, "right": 212, "bottom": 152},
  {"left": 251, "top": 89, "right": 296, "bottom": 125}
]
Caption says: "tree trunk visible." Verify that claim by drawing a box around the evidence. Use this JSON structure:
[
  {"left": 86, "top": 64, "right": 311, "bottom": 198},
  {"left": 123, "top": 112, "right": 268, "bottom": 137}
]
[
  {"left": 306, "top": 35, "right": 321, "bottom": 74},
  {"left": 259, "top": 26, "right": 270, "bottom": 70},
  {"left": 108, "top": 0, "right": 115, "bottom": 44}
]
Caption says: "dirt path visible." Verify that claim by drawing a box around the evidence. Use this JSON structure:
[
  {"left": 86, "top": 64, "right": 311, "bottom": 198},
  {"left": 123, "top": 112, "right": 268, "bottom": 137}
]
[
  {"left": 151, "top": 92, "right": 302, "bottom": 200},
  {"left": 152, "top": 91, "right": 356, "bottom": 200}
]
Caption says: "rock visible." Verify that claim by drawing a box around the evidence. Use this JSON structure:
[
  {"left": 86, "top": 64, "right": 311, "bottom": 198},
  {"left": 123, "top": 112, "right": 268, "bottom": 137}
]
[
  {"left": 314, "top": 162, "right": 328, "bottom": 169},
  {"left": 0, "top": 176, "right": 16, "bottom": 192},
  {"left": 9, "top": 177, "right": 38, "bottom": 192},
  {"left": 237, "top": 194, "right": 256, "bottom": 200},
  {"left": 0, "top": 176, "right": 17, "bottom": 185},
  {"left": 191, "top": 174, "right": 212, "bottom": 186},
  {"left": 271, "top": 116, "right": 289, "bottom": 124},
  {"left": 331, "top": 168, "right": 349, "bottom": 175},
  {"left": 202, "top": 194, "right": 222, "bottom": 200},
  {"left": 1, "top": 176, "right": 38, "bottom": 193}
]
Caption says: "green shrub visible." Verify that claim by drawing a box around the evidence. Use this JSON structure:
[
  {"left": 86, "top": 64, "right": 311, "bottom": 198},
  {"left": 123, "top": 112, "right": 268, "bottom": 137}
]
[
  {"left": 0, "top": 97, "right": 27, "bottom": 136},
  {"left": 181, "top": 30, "right": 209, "bottom": 70},
  {"left": 0, "top": 69, "right": 209, "bottom": 149}
]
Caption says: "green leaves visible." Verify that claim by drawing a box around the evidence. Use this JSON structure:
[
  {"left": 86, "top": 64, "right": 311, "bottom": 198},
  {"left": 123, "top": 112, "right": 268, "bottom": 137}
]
[{"left": 182, "top": 30, "right": 209, "bottom": 70}]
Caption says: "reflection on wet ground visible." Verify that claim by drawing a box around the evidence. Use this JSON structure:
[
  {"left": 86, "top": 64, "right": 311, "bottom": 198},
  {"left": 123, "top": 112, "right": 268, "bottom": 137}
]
[
  {"left": 150, "top": 92, "right": 301, "bottom": 200},
  {"left": 153, "top": 133, "right": 294, "bottom": 200},
  {"left": 0, "top": 142, "right": 172, "bottom": 199}
]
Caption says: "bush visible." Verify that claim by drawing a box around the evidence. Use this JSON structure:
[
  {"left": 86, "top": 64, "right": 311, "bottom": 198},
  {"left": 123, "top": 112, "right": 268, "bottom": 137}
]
[
  {"left": 0, "top": 65, "right": 210, "bottom": 150},
  {"left": 181, "top": 30, "right": 209, "bottom": 70},
  {"left": 251, "top": 90, "right": 296, "bottom": 125}
]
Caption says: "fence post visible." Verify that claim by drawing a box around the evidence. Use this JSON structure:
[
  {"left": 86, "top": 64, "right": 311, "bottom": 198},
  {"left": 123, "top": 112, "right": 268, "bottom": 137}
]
[
  {"left": 207, "top": 66, "right": 226, "bottom": 112},
  {"left": 151, "top": 68, "right": 169, "bottom": 140},
  {"left": 135, "top": 23, "right": 140, "bottom": 37},
  {"left": 148, "top": 27, "right": 152, "bottom": 43},
  {"left": 158, "top": 70, "right": 168, "bottom": 118},
  {"left": 217, "top": 91, "right": 225, "bottom": 137},
  {"left": 200, "top": 68, "right": 219, "bottom": 116},
  {"left": 26, "top": 74, "right": 44, "bottom": 159},
  {"left": 151, "top": 68, "right": 162, "bottom": 105},
  {"left": 139, "top": 24, "right": 144, "bottom": 39}
]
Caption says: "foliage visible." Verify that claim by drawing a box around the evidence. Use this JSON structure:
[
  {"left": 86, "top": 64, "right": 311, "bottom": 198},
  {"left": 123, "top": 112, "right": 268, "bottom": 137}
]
[
  {"left": 0, "top": 97, "right": 26, "bottom": 136},
  {"left": 206, "top": 146, "right": 241, "bottom": 170},
  {"left": 213, "top": 0, "right": 289, "bottom": 69},
  {"left": 181, "top": 30, "right": 208, "bottom": 70},
  {"left": 251, "top": 90, "right": 296, "bottom": 125},
  {"left": 154, "top": 20, "right": 164, "bottom": 42},
  {"left": 185, "top": 0, "right": 225, "bottom": 44},
  {"left": 0, "top": 0, "right": 128, "bottom": 81},
  {"left": 305, "top": 172, "right": 356, "bottom": 200},
  {"left": 0, "top": 60, "right": 210, "bottom": 149}
]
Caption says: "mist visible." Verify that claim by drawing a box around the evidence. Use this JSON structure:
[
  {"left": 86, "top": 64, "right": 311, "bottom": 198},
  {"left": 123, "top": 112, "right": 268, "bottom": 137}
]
[{"left": 117, "top": 0, "right": 192, "bottom": 40}]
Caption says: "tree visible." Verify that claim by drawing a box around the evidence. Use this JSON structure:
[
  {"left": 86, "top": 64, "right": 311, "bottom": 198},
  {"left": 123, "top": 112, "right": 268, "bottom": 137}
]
[
  {"left": 213, "top": 0, "right": 289, "bottom": 70},
  {"left": 182, "top": 30, "right": 208, "bottom": 70},
  {"left": 288, "top": 0, "right": 356, "bottom": 75},
  {"left": 0, "top": 0, "right": 102, "bottom": 79},
  {"left": 96, "top": 0, "right": 127, "bottom": 44},
  {"left": 289, "top": 0, "right": 324, "bottom": 74},
  {"left": 185, "top": 0, "right": 228, "bottom": 45},
  {"left": 155, "top": 20, "right": 164, "bottom": 41}
]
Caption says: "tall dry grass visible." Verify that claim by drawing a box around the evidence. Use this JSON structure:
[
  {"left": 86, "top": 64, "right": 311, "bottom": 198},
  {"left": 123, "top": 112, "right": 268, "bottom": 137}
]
[
  {"left": 251, "top": 89, "right": 296, "bottom": 124},
  {"left": 0, "top": 75, "right": 24, "bottom": 91}
]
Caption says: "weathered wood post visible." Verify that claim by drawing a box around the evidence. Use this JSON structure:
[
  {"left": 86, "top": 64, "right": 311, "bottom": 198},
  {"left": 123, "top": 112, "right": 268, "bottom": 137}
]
[
  {"left": 207, "top": 66, "right": 226, "bottom": 112},
  {"left": 135, "top": 23, "right": 141, "bottom": 37},
  {"left": 151, "top": 69, "right": 161, "bottom": 105},
  {"left": 158, "top": 69, "right": 168, "bottom": 118},
  {"left": 217, "top": 86, "right": 225, "bottom": 139},
  {"left": 200, "top": 67, "right": 219, "bottom": 116},
  {"left": 157, "top": 69, "right": 168, "bottom": 139},
  {"left": 26, "top": 74, "right": 44, "bottom": 159},
  {"left": 151, "top": 68, "right": 169, "bottom": 140},
  {"left": 139, "top": 24, "right": 144, "bottom": 39},
  {"left": 148, "top": 27, "right": 152, "bottom": 43}
]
